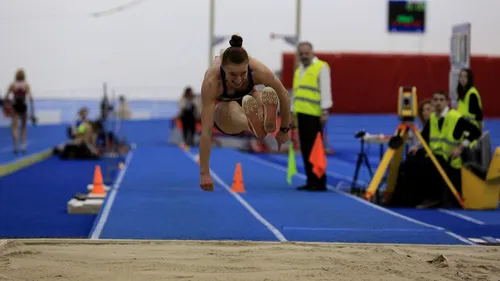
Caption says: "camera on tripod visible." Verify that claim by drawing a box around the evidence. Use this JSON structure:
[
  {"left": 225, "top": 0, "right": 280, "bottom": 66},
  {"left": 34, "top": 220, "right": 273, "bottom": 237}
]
[
  {"left": 397, "top": 86, "right": 418, "bottom": 122},
  {"left": 354, "top": 130, "right": 366, "bottom": 139}
]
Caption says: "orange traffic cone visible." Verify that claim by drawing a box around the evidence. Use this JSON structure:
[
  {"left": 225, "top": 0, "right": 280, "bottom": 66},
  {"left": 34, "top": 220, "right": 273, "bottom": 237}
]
[
  {"left": 308, "top": 132, "right": 327, "bottom": 178},
  {"left": 231, "top": 162, "right": 245, "bottom": 193},
  {"left": 90, "top": 165, "right": 106, "bottom": 195}
]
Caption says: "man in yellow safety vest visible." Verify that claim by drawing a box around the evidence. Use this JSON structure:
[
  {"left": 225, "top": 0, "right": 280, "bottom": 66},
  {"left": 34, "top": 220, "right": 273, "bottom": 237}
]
[
  {"left": 408, "top": 90, "right": 481, "bottom": 208},
  {"left": 292, "top": 41, "right": 333, "bottom": 192}
]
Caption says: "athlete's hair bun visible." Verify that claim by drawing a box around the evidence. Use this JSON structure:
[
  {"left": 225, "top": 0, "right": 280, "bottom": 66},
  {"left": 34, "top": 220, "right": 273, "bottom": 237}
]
[{"left": 229, "top": 34, "right": 243, "bottom": 48}]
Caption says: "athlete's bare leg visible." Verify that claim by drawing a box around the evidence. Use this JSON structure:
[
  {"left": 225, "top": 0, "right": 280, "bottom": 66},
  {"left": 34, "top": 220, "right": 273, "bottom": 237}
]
[
  {"left": 214, "top": 98, "right": 266, "bottom": 138},
  {"left": 10, "top": 114, "right": 19, "bottom": 153},
  {"left": 214, "top": 101, "right": 249, "bottom": 135}
]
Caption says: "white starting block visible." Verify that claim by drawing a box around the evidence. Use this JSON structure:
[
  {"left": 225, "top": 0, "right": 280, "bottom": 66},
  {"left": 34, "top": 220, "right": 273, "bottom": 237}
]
[
  {"left": 67, "top": 192, "right": 107, "bottom": 215},
  {"left": 362, "top": 133, "right": 391, "bottom": 144},
  {"left": 87, "top": 184, "right": 111, "bottom": 192}
]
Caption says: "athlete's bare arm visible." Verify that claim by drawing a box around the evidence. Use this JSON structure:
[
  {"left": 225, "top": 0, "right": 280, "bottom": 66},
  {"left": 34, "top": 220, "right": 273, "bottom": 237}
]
[
  {"left": 4, "top": 84, "right": 13, "bottom": 100},
  {"left": 251, "top": 58, "right": 291, "bottom": 127},
  {"left": 199, "top": 67, "right": 219, "bottom": 177},
  {"left": 211, "top": 55, "right": 222, "bottom": 67}
]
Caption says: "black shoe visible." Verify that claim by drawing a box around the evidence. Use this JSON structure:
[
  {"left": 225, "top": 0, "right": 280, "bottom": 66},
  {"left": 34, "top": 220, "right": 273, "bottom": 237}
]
[
  {"left": 296, "top": 185, "right": 311, "bottom": 191},
  {"left": 308, "top": 186, "right": 327, "bottom": 192},
  {"left": 416, "top": 200, "right": 440, "bottom": 209}
]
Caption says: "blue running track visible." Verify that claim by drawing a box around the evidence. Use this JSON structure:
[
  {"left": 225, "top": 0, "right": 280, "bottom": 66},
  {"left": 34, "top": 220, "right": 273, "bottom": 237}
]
[{"left": 2, "top": 115, "right": 500, "bottom": 245}]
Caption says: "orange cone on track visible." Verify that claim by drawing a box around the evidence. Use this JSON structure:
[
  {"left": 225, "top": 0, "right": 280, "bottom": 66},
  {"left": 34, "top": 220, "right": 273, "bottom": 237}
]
[
  {"left": 90, "top": 165, "right": 106, "bottom": 195},
  {"left": 231, "top": 162, "right": 245, "bottom": 193}
]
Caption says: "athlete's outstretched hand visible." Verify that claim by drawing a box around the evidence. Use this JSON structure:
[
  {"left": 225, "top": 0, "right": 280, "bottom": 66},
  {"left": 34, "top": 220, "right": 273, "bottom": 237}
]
[
  {"left": 200, "top": 173, "right": 214, "bottom": 192},
  {"left": 275, "top": 131, "right": 290, "bottom": 152}
]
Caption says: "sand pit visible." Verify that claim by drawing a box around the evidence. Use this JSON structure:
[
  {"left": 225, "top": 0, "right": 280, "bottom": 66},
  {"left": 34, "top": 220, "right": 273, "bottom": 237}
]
[{"left": 1, "top": 239, "right": 500, "bottom": 281}]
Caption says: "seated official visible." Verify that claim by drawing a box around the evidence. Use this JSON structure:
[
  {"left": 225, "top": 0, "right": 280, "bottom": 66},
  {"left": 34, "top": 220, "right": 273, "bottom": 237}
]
[
  {"left": 57, "top": 107, "right": 100, "bottom": 159},
  {"left": 407, "top": 98, "right": 433, "bottom": 145},
  {"left": 72, "top": 107, "right": 98, "bottom": 148},
  {"left": 389, "top": 91, "right": 481, "bottom": 208}
]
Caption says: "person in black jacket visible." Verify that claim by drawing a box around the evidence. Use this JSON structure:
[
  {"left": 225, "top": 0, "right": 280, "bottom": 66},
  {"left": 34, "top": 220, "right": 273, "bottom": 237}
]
[{"left": 179, "top": 87, "right": 198, "bottom": 146}]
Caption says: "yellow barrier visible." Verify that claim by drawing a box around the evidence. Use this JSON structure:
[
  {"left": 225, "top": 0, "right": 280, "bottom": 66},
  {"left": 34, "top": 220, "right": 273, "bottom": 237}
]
[{"left": 461, "top": 147, "right": 500, "bottom": 210}]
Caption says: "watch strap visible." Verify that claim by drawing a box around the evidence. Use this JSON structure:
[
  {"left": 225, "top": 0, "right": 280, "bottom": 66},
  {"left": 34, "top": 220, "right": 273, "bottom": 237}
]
[{"left": 280, "top": 126, "right": 290, "bottom": 133}]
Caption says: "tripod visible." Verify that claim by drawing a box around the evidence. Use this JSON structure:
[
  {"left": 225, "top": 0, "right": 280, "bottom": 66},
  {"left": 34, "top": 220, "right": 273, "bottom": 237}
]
[
  {"left": 351, "top": 131, "right": 374, "bottom": 195},
  {"left": 364, "top": 122, "right": 465, "bottom": 208}
]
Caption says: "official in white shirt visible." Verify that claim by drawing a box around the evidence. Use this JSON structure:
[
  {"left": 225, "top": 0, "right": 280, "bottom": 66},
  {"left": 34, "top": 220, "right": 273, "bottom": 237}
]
[{"left": 291, "top": 41, "right": 333, "bottom": 191}]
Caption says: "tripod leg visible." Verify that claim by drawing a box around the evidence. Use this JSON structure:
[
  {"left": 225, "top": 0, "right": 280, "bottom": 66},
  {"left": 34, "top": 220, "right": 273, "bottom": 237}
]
[
  {"left": 363, "top": 154, "right": 374, "bottom": 178},
  {"left": 351, "top": 153, "right": 364, "bottom": 192},
  {"left": 365, "top": 124, "right": 407, "bottom": 202},
  {"left": 384, "top": 133, "right": 408, "bottom": 202},
  {"left": 365, "top": 148, "right": 396, "bottom": 201},
  {"left": 413, "top": 129, "right": 464, "bottom": 208}
]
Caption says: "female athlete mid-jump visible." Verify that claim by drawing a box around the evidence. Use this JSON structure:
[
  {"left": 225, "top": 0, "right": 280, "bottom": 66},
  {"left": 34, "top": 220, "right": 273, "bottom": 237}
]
[{"left": 199, "top": 34, "right": 292, "bottom": 191}]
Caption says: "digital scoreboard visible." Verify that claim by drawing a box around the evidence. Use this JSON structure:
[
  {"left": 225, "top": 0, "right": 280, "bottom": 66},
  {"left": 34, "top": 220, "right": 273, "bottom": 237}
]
[{"left": 388, "top": 0, "right": 426, "bottom": 33}]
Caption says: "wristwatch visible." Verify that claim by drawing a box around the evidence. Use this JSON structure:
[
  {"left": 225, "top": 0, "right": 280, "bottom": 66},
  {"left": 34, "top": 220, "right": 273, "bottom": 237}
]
[{"left": 279, "top": 126, "right": 290, "bottom": 133}]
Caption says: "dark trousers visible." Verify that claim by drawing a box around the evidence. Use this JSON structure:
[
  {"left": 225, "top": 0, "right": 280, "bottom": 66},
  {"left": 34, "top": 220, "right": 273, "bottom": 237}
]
[
  {"left": 181, "top": 116, "right": 196, "bottom": 146},
  {"left": 297, "top": 113, "right": 326, "bottom": 188},
  {"left": 390, "top": 149, "right": 462, "bottom": 208}
]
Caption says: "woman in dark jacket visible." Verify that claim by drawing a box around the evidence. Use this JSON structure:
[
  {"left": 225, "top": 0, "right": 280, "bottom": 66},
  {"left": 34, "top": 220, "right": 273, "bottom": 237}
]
[
  {"left": 179, "top": 87, "right": 198, "bottom": 146},
  {"left": 456, "top": 68, "right": 483, "bottom": 131}
]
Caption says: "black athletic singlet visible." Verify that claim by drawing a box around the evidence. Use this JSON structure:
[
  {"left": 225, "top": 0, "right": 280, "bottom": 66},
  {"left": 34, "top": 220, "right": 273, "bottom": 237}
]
[
  {"left": 217, "top": 65, "right": 255, "bottom": 103},
  {"left": 214, "top": 65, "right": 256, "bottom": 136},
  {"left": 12, "top": 82, "right": 28, "bottom": 115}
]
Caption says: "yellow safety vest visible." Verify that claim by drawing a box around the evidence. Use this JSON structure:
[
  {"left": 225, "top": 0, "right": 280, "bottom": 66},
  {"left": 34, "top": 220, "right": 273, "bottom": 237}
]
[
  {"left": 429, "top": 109, "right": 464, "bottom": 169},
  {"left": 457, "top": 86, "right": 483, "bottom": 129},
  {"left": 292, "top": 59, "right": 328, "bottom": 117}
]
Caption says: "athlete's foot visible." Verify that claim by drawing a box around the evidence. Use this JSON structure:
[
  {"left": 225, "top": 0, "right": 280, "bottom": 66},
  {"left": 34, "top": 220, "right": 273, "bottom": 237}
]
[
  {"left": 242, "top": 95, "right": 267, "bottom": 139},
  {"left": 261, "top": 87, "right": 279, "bottom": 133}
]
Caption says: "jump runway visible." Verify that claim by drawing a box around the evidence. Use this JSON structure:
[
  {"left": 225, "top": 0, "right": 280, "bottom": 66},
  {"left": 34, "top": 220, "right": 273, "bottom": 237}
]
[
  {"left": 78, "top": 115, "right": 500, "bottom": 245},
  {"left": 1, "top": 116, "right": 499, "bottom": 245}
]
